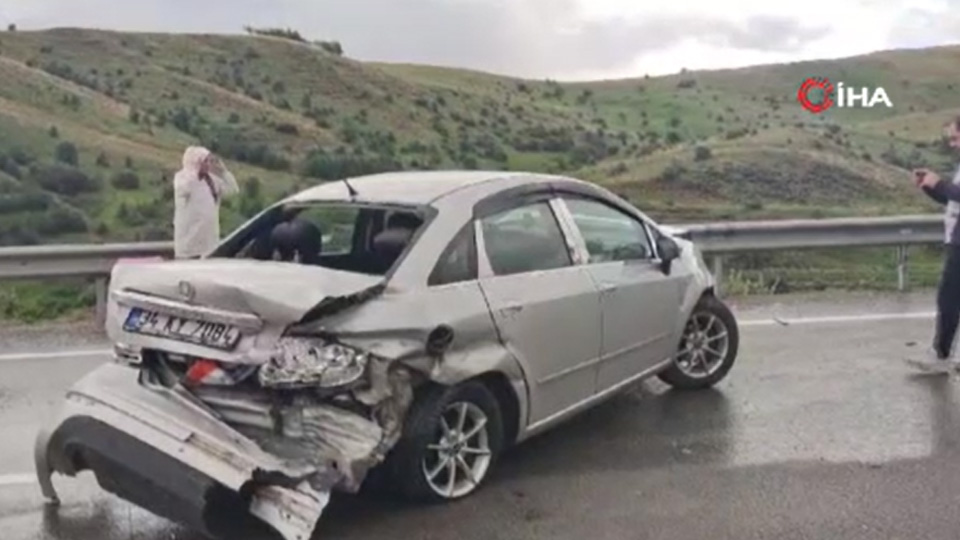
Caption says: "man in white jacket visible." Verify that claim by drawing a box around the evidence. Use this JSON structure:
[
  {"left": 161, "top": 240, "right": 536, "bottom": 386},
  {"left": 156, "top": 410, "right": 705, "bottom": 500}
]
[{"left": 173, "top": 146, "right": 239, "bottom": 259}]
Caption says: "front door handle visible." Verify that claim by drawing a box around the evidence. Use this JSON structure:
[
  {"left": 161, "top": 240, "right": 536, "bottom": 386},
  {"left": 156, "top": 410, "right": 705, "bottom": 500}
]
[{"left": 600, "top": 283, "right": 618, "bottom": 294}]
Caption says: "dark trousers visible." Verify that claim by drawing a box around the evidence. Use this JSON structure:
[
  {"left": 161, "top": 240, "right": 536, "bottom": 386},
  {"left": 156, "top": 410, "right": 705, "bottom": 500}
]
[{"left": 934, "top": 244, "right": 960, "bottom": 358}]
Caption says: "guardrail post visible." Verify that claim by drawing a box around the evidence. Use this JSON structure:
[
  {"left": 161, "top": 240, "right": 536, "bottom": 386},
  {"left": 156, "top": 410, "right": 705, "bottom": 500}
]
[
  {"left": 897, "top": 245, "right": 909, "bottom": 292},
  {"left": 95, "top": 277, "right": 107, "bottom": 328},
  {"left": 711, "top": 255, "right": 724, "bottom": 296}
]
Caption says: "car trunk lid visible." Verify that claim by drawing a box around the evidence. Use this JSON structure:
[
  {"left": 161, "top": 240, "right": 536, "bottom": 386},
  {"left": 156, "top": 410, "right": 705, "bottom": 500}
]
[
  {"left": 106, "top": 258, "right": 384, "bottom": 363},
  {"left": 110, "top": 258, "right": 384, "bottom": 324}
]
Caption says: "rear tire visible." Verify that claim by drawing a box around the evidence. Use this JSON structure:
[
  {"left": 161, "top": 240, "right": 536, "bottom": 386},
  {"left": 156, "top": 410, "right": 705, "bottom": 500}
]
[
  {"left": 657, "top": 295, "right": 739, "bottom": 390},
  {"left": 382, "top": 381, "right": 504, "bottom": 503}
]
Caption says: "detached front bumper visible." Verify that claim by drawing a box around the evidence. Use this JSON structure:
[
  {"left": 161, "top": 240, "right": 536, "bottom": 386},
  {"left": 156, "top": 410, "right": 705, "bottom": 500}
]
[{"left": 35, "top": 363, "right": 331, "bottom": 540}]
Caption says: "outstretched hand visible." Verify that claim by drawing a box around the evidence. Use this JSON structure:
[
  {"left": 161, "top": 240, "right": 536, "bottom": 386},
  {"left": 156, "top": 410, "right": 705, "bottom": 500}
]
[{"left": 913, "top": 168, "right": 940, "bottom": 188}]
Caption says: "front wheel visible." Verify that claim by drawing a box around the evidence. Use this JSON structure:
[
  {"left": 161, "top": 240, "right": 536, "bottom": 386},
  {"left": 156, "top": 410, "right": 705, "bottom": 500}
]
[
  {"left": 382, "top": 381, "right": 504, "bottom": 503},
  {"left": 657, "top": 295, "right": 739, "bottom": 390}
]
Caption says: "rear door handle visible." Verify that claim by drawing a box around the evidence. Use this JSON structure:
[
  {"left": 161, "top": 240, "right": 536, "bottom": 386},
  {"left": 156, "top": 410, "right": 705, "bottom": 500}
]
[{"left": 500, "top": 303, "right": 523, "bottom": 315}]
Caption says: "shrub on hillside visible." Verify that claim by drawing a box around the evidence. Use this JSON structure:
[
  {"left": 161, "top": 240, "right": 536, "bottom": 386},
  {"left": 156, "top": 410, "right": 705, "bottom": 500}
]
[
  {"left": 36, "top": 204, "right": 88, "bottom": 235},
  {"left": 0, "top": 192, "right": 53, "bottom": 213},
  {"left": 32, "top": 165, "right": 101, "bottom": 196},
  {"left": 141, "top": 226, "right": 170, "bottom": 241},
  {"left": 202, "top": 128, "right": 291, "bottom": 171},
  {"left": 111, "top": 171, "right": 140, "bottom": 190},
  {"left": 55, "top": 141, "right": 78, "bottom": 165},
  {"left": 0, "top": 154, "right": 22, "bottom": 179},
  {"left": 301, "top": 151, "right": 398, "bottom": 180},
  {"left": 661, "top": 162, "right": 687, "bottom": 182},
  {"left": 0, "top": 224, "right": 41, "bottom": 246},
  {"left": 610, "top": 163, "right": 629, "bottom": 175},
  {"left": 694, "top": 146, "right": 712, "bottom": 161},
  {"left": 9, "top": 149, "right": 33, "bottom": 166}
]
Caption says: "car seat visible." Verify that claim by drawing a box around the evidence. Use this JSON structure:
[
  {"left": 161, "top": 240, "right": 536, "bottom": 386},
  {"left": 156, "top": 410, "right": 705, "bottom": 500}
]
[
  {"left": 270, "top": 218, "right": 323, "bottom": 264},
  {"left": 370, "top": 212, "right": 422, "bottom": 272}
]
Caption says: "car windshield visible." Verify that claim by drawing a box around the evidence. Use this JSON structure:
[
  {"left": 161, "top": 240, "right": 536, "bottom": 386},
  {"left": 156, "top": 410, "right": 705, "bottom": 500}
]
[{"left": 211, "top": 200, "right": 428, "bottom": 276}]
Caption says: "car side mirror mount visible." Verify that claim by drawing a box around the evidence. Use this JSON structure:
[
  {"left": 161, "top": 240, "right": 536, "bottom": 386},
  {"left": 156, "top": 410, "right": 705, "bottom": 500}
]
[
  {"left": 612, "top": 242, "right": 649, "bottom": 261},
  {"left": 656, "top": 235, "right": 681, "bottom": 274}
]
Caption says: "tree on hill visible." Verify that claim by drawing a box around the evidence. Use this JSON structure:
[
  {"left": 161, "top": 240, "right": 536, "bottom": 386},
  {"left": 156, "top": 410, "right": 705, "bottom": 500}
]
[
  {"left": 315, "top": 41, "right": 344, "bottom": 56},
  {"left": 243, "top": 26, "right": 306, "bottom": 42},
  {"left": 55, "top": 141, "right": 78, "bottom": 165}
]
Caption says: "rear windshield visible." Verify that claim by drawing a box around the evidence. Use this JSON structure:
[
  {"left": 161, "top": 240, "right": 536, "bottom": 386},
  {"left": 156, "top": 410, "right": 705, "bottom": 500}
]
[{"left": 212, "top": 201, "right": 428, "bottom": 276}]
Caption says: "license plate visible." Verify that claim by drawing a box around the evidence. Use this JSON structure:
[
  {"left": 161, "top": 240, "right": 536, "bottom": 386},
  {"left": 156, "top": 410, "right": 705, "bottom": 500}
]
[{"left": 123, "top": 307, "right": 242, "bottom": 350}]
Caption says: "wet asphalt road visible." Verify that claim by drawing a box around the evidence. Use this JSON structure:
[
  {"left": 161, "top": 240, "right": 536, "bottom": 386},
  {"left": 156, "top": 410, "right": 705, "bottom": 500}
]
[{"left": 3, "top": 291, "right": 960, "bottom": 539}]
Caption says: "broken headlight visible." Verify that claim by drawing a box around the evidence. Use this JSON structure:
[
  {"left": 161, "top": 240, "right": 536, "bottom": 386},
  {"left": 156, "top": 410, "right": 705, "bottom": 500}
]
[{"left": 258, "top": 337, "right": 369, "bottom": 390}]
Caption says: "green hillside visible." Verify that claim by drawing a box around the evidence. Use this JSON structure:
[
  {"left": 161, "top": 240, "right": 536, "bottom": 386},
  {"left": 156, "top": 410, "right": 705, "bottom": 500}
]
[
  {"left": 0, "top": 26, "right": 958, "bottom": 320},
  {"left": 0, "top": 26, "right": 957, "bottom": 247}
]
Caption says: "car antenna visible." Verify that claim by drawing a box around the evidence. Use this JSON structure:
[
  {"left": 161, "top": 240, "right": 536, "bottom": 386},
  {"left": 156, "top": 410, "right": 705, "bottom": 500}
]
[{"left": 342, "top": 177, "right": 359, "bottom": 199}]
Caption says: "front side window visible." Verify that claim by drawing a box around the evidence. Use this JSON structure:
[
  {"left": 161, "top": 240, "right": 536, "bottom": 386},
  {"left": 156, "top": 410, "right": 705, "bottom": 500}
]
[
  {"left": 563, "top": 197, "right": 654, "bottom": 263},
  {"left": 480, "top": 201, "right": 572, "bottom": 276}
]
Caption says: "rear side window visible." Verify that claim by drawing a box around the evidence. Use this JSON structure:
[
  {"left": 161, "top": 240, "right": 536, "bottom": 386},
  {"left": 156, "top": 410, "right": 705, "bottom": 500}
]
[
  {"left": 429, "top": 222, "right": 478, "bottom": 286},
  {"left": 479, "top": 201, "right": 572, "bottom": 276},
  {"left": 292, "top": 205, "right": 359, "bottom": 254}
]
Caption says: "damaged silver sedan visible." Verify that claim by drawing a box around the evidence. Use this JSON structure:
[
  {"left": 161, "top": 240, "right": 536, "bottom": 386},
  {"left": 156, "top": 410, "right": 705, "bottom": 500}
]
[{"left": 35, "top": 170, "right": 738, "bottom": 539}]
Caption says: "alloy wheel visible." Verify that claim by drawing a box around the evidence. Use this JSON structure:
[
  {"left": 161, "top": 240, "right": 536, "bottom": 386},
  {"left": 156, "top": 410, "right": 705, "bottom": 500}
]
[
  {"left": 675, "top": 310, "right": 730, "bottom": 378},
  {"left": 421, "top": 401, "right": 493, "bottom": 499}
]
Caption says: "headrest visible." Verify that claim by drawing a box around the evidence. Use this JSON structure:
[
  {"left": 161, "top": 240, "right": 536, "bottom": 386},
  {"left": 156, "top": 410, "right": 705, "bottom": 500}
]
[
  {"left": 270, "top": 218, "right": 322, "bottom": 263},
  {"left": 373, "top": 227, "right": 414, "bottom": 260},
  {"left": 387, "top": 212, "right": 422, "bottom": 230}
]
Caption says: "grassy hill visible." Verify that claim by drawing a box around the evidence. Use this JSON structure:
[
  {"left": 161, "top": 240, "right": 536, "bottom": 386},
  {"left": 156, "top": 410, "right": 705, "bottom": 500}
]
[{"left": 0, "top": 26, "right": 958, "bottom": 319}]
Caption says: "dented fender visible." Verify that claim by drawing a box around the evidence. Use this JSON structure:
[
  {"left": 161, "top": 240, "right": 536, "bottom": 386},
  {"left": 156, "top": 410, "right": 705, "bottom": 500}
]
[{"left": 291, "top": 281, "right": 531, "bottom": 440}]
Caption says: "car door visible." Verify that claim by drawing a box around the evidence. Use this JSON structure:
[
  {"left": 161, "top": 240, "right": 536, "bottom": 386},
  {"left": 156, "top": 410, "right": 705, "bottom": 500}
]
[
  {"left": 476, "top": 198, "right": 603, "bottom": 426},
  {"left": 556, "top": 196, "right": 684, "bottom": 392}
]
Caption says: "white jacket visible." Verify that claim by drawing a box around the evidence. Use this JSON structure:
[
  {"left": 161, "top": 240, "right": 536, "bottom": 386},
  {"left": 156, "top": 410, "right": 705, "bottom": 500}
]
[{"left": 173, "top": 146, "right": 239, "bottom": 258}]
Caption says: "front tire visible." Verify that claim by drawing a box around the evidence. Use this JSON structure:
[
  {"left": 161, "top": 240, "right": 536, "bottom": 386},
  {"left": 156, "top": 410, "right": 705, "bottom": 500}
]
[
  {"left": 383, "top": 381, "right": 504, "bottom": 503},
  {"left": 658, "top": 295, "right": 739, "bottom": 390}
]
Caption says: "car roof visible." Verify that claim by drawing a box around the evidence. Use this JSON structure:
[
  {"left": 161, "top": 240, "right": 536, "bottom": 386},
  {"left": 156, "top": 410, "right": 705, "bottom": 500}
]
[{"left": 286, "top": 170, "right": 547, "bottom": 206}]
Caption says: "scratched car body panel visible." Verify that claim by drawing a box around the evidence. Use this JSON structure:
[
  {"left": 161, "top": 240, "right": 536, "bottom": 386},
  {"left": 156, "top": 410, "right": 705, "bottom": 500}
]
[{"left": 36, "top": 170, "right": 738, "bottom": 539}]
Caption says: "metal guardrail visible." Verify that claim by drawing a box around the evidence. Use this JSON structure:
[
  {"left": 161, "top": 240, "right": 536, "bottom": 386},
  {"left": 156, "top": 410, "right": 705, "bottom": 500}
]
[
  {"left": 672, "top": 214, "right": 943, "bottom": 295},
  {"left": 0, "top": 214, "right": 945, "bottom": 323}
]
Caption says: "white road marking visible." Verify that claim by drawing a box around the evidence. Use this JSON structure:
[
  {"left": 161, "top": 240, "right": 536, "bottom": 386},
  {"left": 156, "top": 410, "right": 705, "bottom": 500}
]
[
  {"left": 739, "top": 311, "right": 936, "bottom": 327},
  {"left": 0, "top": 348, "right": 111, "bottom": 363},
  {"left": 0, "top": 473, "right": 36, "bottom": 487}
]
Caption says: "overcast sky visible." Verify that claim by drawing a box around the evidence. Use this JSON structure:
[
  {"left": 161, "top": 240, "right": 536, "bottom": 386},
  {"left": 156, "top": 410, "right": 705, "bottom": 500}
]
[{"left": 1, "top": 0, "right": 958, "bottom": 80}]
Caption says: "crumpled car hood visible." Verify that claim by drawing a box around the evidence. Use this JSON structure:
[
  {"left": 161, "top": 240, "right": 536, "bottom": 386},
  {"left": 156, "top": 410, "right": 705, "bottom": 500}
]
[{"left": 109, "top": 258, "right": 384, "bottom": 324}]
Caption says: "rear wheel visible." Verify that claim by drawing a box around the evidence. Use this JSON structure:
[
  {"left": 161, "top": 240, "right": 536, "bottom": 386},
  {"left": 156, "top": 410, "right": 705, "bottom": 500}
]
[
  {"left": 383, "top": 381, "right": 504, "bottom": 503},
  {"left": 658, "top": 295, "right": 739, "bottom": 390}
]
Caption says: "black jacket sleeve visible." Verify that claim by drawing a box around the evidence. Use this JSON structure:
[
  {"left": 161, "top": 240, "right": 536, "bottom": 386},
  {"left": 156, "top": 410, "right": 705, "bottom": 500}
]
[
  {"left": 931, "top": 179, "right": 960, "bottom": 202},
  {"left": 923, "top": 185, "right": 948, "bottom": 204}
]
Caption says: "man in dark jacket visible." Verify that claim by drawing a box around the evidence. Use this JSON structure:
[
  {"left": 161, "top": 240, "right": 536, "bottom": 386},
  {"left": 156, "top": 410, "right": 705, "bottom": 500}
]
[{"left": 908, "top": 116, "right": 960, "bottom": 372}]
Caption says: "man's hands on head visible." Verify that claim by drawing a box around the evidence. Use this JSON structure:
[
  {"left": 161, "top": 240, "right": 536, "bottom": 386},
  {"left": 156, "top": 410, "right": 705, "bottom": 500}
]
[
  {"left": 198, "top": 152, "right": 225, "bottom": 179},
  {"left": 207, "top": 155, "right": 225, "bottom": 176}
]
